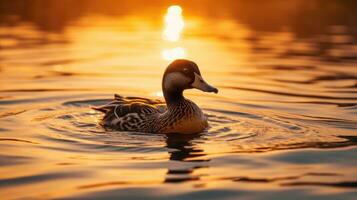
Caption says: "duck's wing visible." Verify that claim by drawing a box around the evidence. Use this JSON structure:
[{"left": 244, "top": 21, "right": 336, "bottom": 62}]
[
  {"left": 114, "top": 94, "right": 164, "bottom": 105},
  {"left": 93, "top": 94, "right": 166, "bottom": 119}
]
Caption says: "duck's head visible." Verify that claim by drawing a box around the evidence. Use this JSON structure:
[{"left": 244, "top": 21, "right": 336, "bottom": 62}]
[{"left": 162, "top": 59, "right": 218, "bottom": 102}]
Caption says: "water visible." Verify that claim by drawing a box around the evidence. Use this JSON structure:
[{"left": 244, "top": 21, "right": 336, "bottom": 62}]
[{"left": 1, "top": 1, "right": 357, "bottom": 199}]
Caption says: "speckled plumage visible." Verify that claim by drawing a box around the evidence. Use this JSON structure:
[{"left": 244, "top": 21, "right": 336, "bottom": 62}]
[{"left": 94, "top": 94, "right": 208, "bottom": 134}]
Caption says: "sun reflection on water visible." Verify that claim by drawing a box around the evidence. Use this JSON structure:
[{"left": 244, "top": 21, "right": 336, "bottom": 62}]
[
  {"left": 161, "top": 47, "right": 185, "bottom": 61},
  {"left": 163, "top": 5, "right": 184, "bottom": 42},
  {"left": 162, "top": 5, "right": 186, "bottom": 61}
]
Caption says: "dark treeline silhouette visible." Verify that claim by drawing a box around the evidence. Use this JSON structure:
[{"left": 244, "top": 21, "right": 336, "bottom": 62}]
[{"left": 1, "top": 0, "right": 357, "bottom": 36}]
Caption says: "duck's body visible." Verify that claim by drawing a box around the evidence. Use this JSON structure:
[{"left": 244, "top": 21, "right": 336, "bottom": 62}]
[
  {"left": 94, "top": 59, "right": 218, "bottom": 134},
  {"left": 95, "top": 94, "right": 208, "bottom": 134}
]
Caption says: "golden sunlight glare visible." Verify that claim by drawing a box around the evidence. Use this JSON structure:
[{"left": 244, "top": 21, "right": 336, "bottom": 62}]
[
  {"left": 163, "top": 5, "right": 184, "bottom": 42},
  {"left": 162, "top": 5, "right": 186, "bottom": 61},
  {"left": 162, "top": 47, "right": 185, "bottom": 61}
]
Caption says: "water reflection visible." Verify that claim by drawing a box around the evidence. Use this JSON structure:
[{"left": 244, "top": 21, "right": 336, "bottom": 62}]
[
  {"left": 165, "top": 134, "right": 207, "bottom": 162},
  {"left": 164, "top": 134, "right": 208, "bottom": 183}
]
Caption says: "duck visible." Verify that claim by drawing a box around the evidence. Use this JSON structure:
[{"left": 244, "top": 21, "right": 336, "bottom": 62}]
[{"left": 94, "top": 59, "right": 218, "bottom": 134}]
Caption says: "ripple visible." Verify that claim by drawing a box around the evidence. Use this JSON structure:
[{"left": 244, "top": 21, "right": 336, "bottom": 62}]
[
  {"left": 62, "top": 99, "right": 111, "bottom": 107},
  {"left": 41, "top": 105, "right": 168, "bottom": 155},
  {"left": 35, "top": 99, "right": 357, "bottom": 157},
  {"left": 0, "top": 172, "right": 88, "bottom": 188},
  {"left": 281, "top": 181, "right": 357, "bottom": 188},
  {"left": 0, "top": 110, "right": 27, "bottom": 118},
  {"left": 223, "top": 86, "right": 357, "bottom": 100},
  {"left": 0, "top": 138, "right": 39, "bottom": 144},
  {"left": 0, "top": 155, "right": 35, "bottom": 166}
]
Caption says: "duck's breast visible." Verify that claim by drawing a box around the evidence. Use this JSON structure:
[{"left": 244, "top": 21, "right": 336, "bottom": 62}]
[
  {"left": 170, "top": 114, "right": 208, "bottom": 134},
  {"left": 160, "top": 102, "right": 208, "bottom": 134}
]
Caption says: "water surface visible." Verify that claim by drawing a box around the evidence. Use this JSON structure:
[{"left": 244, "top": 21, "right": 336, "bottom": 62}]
[{"left": 1, "top": 1, "right": 357, "bottom": 199}]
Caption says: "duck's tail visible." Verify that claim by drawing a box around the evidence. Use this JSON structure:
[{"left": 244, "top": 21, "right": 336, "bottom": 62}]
[
  {"left": 92, "top": 105, "right": 109, "bottom": 113},
  {"left": 92, "top": 94, "right": 123, "bottom": 113}
]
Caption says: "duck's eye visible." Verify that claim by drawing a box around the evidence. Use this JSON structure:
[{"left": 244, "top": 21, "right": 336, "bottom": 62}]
[{"left": 182, "top": 68, "right": 189, "bottom": 74}]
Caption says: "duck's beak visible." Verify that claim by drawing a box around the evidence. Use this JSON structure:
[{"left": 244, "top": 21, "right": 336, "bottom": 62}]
[{"left": 191, "top": 72, "right": 218, "bottom": 93}]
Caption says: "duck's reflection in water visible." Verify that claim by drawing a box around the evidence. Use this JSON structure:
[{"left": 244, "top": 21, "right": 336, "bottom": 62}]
[{"left": 164, "top": 134, "right": 209, "bottom": 183}]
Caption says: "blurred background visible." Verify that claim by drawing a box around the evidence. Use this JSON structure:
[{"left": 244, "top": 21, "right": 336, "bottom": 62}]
[{"left": 2, "top": 0, "right": 357, "bottom": 34}]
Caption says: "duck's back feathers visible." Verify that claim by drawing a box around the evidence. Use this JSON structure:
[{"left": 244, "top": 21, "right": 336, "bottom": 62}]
[
  {"left": 93, "top": 94, "right": 166, "bottom": 131},
  {"left": 114, "top": 94, "right": 163, "bottom": 105},
  {"left": 94, "top": 94, "right": 165, "bottom": 113}
]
